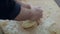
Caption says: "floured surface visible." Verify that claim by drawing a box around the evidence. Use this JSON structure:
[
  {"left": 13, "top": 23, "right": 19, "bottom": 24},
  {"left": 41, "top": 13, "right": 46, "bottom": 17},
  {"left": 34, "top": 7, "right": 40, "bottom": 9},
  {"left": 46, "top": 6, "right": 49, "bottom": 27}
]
[{"left": 0, "top": 0, "right": 60, "bottom": 34}]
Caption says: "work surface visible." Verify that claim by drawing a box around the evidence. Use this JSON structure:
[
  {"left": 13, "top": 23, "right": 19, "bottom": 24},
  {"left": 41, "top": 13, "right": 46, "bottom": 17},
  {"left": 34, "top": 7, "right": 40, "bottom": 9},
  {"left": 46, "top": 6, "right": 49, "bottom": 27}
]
[{"left": 0, "top": 0, "right": 60, "bottom": 34}]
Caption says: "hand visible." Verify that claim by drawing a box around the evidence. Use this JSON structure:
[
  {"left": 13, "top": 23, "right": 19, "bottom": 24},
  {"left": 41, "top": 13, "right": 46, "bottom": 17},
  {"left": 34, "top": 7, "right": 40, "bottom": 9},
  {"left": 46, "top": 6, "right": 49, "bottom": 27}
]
[{"left": 15, "top": 6, "right": 43, "bottom": 25}]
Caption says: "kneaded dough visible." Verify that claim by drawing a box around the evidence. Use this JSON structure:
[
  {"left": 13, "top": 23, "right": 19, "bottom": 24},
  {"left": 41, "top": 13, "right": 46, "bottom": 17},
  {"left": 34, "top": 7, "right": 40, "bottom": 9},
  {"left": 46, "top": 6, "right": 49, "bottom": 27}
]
[{"left": 22, "top": 20, "right": 37, "bottom": 29}]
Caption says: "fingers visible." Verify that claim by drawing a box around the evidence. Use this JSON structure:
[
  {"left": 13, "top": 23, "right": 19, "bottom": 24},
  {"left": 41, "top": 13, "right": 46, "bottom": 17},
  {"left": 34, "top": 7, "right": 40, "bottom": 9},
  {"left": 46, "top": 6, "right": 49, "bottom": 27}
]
[{"left": 21, "top": 3, "right": 31, "bottom": 9}]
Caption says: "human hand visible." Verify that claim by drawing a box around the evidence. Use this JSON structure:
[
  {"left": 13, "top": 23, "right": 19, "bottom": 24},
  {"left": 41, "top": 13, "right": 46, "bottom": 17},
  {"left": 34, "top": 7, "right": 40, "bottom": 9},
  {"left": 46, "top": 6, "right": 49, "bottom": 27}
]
[{"left": 15, "top": 6, "right": 43, "bottom": 25}]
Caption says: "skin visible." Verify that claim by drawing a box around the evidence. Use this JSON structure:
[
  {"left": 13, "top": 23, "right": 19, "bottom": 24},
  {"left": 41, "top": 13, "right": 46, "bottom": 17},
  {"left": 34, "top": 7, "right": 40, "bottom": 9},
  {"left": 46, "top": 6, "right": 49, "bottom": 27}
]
[{"left": 15, "top": 2, "right": 43, "bottom": 25}]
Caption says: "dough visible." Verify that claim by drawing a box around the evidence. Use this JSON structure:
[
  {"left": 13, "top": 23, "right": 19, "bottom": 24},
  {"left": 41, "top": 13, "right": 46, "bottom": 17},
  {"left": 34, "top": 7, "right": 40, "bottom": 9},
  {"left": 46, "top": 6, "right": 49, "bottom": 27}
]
[{"left": 22, "top": 20, "right": 37, "bottom": 29}]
